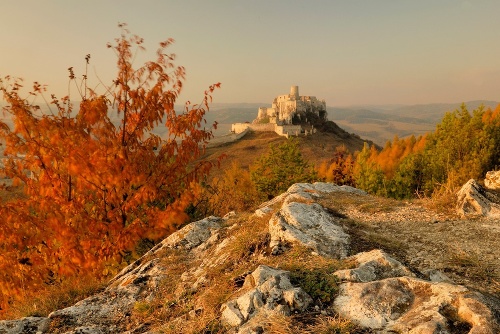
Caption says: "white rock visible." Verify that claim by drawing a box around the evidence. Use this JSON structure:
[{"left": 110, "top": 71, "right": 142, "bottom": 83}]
[
  {"left": 485, "top": 170, "right": 500, "bottom": 190},
  {"left": 0, "top": 317, "right": 50, "bottom": 334},
  {"left": 334, "top": 249, "right": 414, "bottom": 282},
  {"left": 221, "top": 265, "right": 312, "bottom": 331},
  {"left": 269, "top": 202, "right": 349, "bottom": 258},
  {"left": 221, "top": 301, "right": 245, "bottom": 327},
  {"left": 156, "top": 216, "right": 222, "bottom": 251},
  {"left": 456, "top": 179, "right": 500, "bottom": 218},
  {"left": 255, "top": 182, "right": 366, "bottom": 217},
  {"left": 334, "top": 276, "right": 498, "bottom": 333}
]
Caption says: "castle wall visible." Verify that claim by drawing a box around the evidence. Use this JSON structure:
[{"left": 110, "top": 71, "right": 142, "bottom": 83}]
[
  {"left": 231, "top": 123, "right": 276, "bottom": 134},
  {"left": 275, "top": 124, "right": 302, "bottom": 136},
  {"left": 208, "top": 127, "right": 250, "bottom": 147}
]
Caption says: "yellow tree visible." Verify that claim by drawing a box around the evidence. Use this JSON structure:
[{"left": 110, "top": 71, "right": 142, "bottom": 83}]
[{"left": 0, "top": 24, "right": 219, "bottom": 310}]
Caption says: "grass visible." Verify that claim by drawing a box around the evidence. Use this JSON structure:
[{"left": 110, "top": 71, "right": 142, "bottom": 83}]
[
  {"left": 2, "top": 276, "right": 107, "bottom": 320},
  {"left": 127, "top": 209, "right": 362, "bottom": 333}
]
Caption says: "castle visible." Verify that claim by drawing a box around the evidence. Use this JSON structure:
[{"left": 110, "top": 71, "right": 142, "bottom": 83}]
[{"left": 231, "top": 85, "right": 327, "bottom": 137}]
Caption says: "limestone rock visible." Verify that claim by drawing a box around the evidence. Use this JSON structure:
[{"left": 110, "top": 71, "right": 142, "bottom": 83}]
[
  {"left": 0, "top": 216, "right": 224, "bottom": 333},
  {"left": 334, "top": 249, "right": 414, "bottom": 283},
  {"left": 269, "top": 201, "right": 349, "bottom": 258},
  {"left": 220, "top": 265, "right": 312, "bottom": 333},
  {"left": 153, "top": 216, "right": 222, "bottom": 251},
  {"left": 485, "top": 170, "right": 500, "bottom": 190},
  {"left": 48, "top": 257, "right": 166, "bottom": 333},
  {"left": 256, "top": 182, "right": 366, "bottom": 217},
  {"left": 0, "top": 316, "right": 50, "bottom": 334},
  {"left": 334, "top": 276, "right": 499, "bottom": 333},
  {"left": 456, "top": 179, "right": 500, "bottom": 218}
]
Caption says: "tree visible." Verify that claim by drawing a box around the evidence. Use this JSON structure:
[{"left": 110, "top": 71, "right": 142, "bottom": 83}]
[
  {"left": 0, "top": 24, "right": 220, "bottom": 310},
  {"left": 193, "top": 161, "right": 259, "bottom": 217},
  {"left": 251, "top": 138, "right": 317, "bottom": 199},
  {"left": 353, "top": 143, "right": 385, "bottom": 196},
  {"left": 317, "top": 145, "right": 355, "bottom": 186}
]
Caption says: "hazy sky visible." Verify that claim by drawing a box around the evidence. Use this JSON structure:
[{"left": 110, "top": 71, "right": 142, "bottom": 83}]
[{"left": 1, "top": 0, "right": 500, "bottom": 106}]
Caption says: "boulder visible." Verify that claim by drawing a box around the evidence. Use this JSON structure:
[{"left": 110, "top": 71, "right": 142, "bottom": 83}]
[
  {"left": 334, "top": 276, "right": 499, "bottom": 333},
  {"left": 269, "top": 201, "right": 350, "bottom": 258},
  {"left": 152, "top": 216, "right": 222, "bottom": 252},
  {"left": 456, "top": 179, "right": 500, "bottom": 218},
  {"left": 220, "top": 265, "right": 312, "bottom": 333},
  {"left": 0, "top": 316, "right": 50, "bottom": 334},
  {"left": 334, "top": 249, "right": 414, "bottom": 283},
  {"left": 485, "top": 170, "right": 500, "bottom": 190}
]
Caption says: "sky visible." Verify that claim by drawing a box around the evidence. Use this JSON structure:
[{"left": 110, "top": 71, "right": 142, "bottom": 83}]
[{"left": 1, "top": 0, "right": 500, "bottom": 107}]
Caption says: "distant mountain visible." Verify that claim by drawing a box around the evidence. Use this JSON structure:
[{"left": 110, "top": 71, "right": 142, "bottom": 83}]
[
  {"left": 2, "top": 100, "right": 499, "bottom": 146},
  {"left": 328, "top": 100, "right": 499, "bottom": 145}
]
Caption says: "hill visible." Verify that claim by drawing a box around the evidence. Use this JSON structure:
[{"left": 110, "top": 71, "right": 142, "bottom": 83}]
[
  {"left": 201, "top": 121, "right": 373, "bottom": 180},
  {"left": 329, "top": 100, "right": 499, "bottom": 145},
  {"left": 2, "top": 182, "right": 498, "bottom": 333}
]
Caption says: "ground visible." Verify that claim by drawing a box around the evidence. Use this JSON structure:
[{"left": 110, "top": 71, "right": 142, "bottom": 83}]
[{"left": 318, "top": 191, "right": 500, "bottom": 299}]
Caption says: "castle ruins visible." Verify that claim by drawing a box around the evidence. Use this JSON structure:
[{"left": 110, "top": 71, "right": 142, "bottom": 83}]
[{"left": 231, "top": 85, "right": 327, "bottom": 137}]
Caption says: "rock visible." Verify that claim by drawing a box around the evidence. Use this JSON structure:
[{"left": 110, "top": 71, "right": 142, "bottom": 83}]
[
  {"left": 485, "top": 170, "right": 500, "bottom": 190},
  {"left": 456, "top": 179, "right": 500, "bottom": 217},
  {"left": 153, "top": 216, "right": 222, "bottom": 251},
  {"left": 0, "top": 316, "right": 50, "bottom": 334},
  {"left": 256, "top": 182, "right": 366, "bottom": 217},
  {"left": 423, "top": 269, "right": 453, "bottom": 283},
  {"left": 220, "top": 265, "right": 312, "bottom": 332},
  {"left": 334, "top": 249, "right": 414, "bottom": 282},
  {"left": 334, "top": 276, "right": 499, "bottom": 333},
  {"left": 48, "top": 257, "right": 166, "bottom": 333},
  {"left": 269, "top": 202, "right": 350, "bottom": 258}
]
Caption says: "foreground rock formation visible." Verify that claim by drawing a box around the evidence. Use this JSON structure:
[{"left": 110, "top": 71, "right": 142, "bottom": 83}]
[
  {"left": 1, "top": 182, "right": 499, "bottom": 333},
  {"left": 456, "top": 177, "right": 500, "bottom": 218}
]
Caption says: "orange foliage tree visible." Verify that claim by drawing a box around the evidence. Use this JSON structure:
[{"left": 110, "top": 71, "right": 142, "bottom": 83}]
[
  {"left": 0, "top": 24, "right": 219, "bottom": 311},
  {"left": 317, "top": 145, "right": 355, "bottom": 186}
]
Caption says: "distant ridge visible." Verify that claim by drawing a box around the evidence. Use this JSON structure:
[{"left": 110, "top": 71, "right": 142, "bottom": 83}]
[{"left": 327, "top": 100, "right": 499, "bottom": 145}]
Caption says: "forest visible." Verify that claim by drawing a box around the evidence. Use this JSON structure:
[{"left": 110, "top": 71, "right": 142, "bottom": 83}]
[{"left": 1, "top": 25, "right": 500, "bottom": 318}]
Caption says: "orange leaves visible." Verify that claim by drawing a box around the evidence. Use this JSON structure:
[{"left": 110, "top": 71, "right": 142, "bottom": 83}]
[
  {"left": 367, "top": 135, "right": 426, "bottom": 179},
  {"left": 0, "top": 26, "right": 220, "bottom": 315}
]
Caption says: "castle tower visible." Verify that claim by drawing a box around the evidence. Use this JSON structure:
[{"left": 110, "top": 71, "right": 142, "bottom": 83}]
[{"left": 290, "top": 85, "right": 299, "bottom": 100}]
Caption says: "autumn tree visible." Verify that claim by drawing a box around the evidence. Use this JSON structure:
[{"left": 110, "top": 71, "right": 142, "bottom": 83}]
[
  {"left": 251, "top": 138, "right": 317, "bottom": 199},
  {"left": 0, "top": 24, "right": 219, "bottom": 311},
  {"left": 317, "top": 145, "right": 355, "bottom": 186},
  {"left": 193, "top": 161, "right": 259, "bottom": 217}
]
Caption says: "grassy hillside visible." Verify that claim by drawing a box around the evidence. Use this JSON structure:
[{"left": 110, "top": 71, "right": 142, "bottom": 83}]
[{"left": 201, "top": 123, "right": 371, "bottom": 180}]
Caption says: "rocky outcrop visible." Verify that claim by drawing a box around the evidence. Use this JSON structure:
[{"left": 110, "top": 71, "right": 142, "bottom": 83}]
[
  {"left": 261, "top": 182, "right": 359, "bottom": 257},
  {"left": 269, "top": 202, "right": 350, "bottom": 258},
  {"left": 220, "top": 265, "right": 312, "bottom": 333},
  {"left": 1, "top": 182, "right": 499, "bottom": 333},
  {"left": 334, "top": 249, "right": 414, "bottom": 283},
  {"left": 485, "top": 170, "right": 500, "bottom": 190},
  {"left": 456, "top": 179, "right": 500, "bottom": 217},
  {"left": 0, "top": 317, "right": 49, "bottom": 334},
  {"left": 334, "top": 277, "right": 498, "bottom": 333}
]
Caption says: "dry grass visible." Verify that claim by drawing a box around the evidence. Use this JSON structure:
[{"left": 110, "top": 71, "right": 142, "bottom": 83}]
[
  {"left": 2, "top": 276, "right": 107, "bottom": 319},
  {"left": 201, "top": 130, "right": 368, "bottom": 182},
  {"left": 418, "top": 192, "right": 458, "bottom": 216}
]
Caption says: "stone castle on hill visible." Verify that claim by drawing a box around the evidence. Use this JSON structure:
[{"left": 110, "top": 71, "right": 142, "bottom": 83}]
[{"left": 231, "top": 85, "right": 327, "bottom": 137}]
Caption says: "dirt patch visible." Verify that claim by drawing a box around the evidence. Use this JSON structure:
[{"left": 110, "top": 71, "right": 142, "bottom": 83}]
[{"left": 318, "top": 192, "right": 500, "bottom": 299}]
